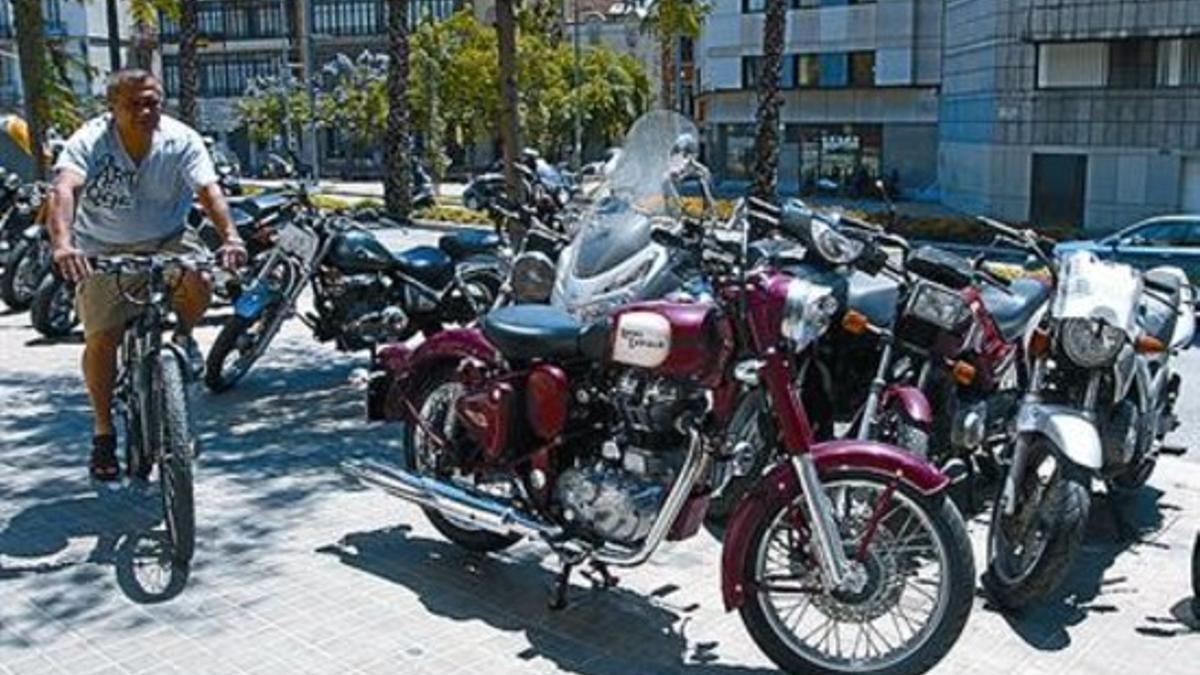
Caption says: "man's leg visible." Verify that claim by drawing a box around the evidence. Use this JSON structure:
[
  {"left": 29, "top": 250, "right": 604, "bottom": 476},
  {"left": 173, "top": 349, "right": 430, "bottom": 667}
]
[
  {"left": 82, "top": 327, "right": 123, "bottom": 436},
  {"left": 172, "top": 270, "right": 212, "bottom": 333}
]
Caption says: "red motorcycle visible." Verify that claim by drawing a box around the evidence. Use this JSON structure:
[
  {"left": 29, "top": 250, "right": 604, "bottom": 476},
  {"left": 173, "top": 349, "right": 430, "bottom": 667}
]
[{"left": 349, "top": 191, "right": 974, "bottom": 674}]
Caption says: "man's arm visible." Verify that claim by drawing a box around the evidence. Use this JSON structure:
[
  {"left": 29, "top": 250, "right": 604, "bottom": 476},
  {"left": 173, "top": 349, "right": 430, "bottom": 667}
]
[
  {"left": 196, "top": 182, "right": 245, "bottom": 269},
  {"left": 46, "top": 170, "right": 90, "bottom": 281}
]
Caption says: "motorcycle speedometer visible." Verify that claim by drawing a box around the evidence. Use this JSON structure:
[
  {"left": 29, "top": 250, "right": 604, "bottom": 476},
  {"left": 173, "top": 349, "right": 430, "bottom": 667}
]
[{"left": 811, "top": 217, "right": 865, "bottom": 265}]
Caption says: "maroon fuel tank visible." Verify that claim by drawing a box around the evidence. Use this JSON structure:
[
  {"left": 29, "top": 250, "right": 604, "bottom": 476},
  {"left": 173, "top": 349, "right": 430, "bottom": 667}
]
[{"left": 605, "top": 301, "right": 733, "bottom": 384}]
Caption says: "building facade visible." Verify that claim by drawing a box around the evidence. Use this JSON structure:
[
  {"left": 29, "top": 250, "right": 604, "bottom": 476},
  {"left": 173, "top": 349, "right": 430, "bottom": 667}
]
[
  {"left": 940, "top": 0, "right": 1200, "bottom": 231},
  {"left": 0, "top": 0, "right": 136, "bottom": 112},
  {"left": 696, "top": 0, "right": 944, "bottom": 197}
]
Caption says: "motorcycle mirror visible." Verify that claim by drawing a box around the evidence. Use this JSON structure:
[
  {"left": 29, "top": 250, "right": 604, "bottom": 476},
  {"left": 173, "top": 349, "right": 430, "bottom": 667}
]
[{"left": 671, "top": 134, "right": 699, "bottom": 161}]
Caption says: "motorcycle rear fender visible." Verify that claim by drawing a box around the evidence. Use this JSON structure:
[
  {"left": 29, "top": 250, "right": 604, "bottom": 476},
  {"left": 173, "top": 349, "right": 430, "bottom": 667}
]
[
  {"left": 879, "top": 384, "right": 933, "bottom": 426},
  {"left": 367, "top": 327, "right": 503, "bottom": 422},
  {"left": 1015, "top": 403, "right": 1102, "bottom": 471},
  {"left": 720, "top": 440, "right": 949, "bottom": 610}
]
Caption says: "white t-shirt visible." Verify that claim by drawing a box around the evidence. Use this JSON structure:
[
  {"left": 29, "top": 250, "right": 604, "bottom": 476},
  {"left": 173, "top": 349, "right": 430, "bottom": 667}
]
[{"left": 54, "top": 113, "right": 217, "bottom": 253}]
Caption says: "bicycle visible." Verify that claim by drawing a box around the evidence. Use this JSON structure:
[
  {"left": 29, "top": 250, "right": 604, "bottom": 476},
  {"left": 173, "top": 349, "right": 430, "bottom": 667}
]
[{"left": 95, "top": 253, "right": 214, "bottom": 568}]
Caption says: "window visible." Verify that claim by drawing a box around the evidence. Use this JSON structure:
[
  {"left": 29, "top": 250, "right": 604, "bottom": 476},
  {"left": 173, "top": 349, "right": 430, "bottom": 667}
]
[
  {"left": 797, "top": 54, "right": 819, "bottom": 87},
  {"left": 743, "top": 55, "right": 797, "bottom": 89},
  {"left": 819, "top": 53, "right": 848, "bottom": 88},
  {"left": 1159, "top": 38, "right": 1200, "bottom": 87},
  {"left": 1038, "top": 42, "right": 1107, "bottom": 88},
  {"left": 792, "top": 0, "right": 875, "bottom": 7},
  {"left": 1108, "top": 39, "right": 1157, "bottom": 89},
  {"left": 743, "top": 0, "right": 766, "bottom": 12},
  {"left": 1124, "top": 221, "right": 1199, "bottom": 247},
  {"left": 849, "top": 51, "right": 875, "bottom": 87},
  {"left": 1030, "top": 154, "right": 1087, "bottom": 229}
]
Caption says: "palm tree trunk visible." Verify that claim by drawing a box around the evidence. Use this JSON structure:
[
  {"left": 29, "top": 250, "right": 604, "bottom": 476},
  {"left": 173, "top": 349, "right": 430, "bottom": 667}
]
[
  {"left": 12, "top": 0, "right": 48, "bottom": 178},
  {"left": 659, "top": 35, "right": 675, "bottom": 111},
  {"left": 495, "top": 0, "right": 523, "bottom": 236},
  {"left": 178, "top": 0, "right": 199, "bottom": 126},
  {"left": 750, "top": 0, "right": 787, "bottom": 202},
  {"left": 384, "top": 0, "right": 413, "bottom": 218},
  {"left": 131, "top": 18, "right": 156, "bottom": 70}
]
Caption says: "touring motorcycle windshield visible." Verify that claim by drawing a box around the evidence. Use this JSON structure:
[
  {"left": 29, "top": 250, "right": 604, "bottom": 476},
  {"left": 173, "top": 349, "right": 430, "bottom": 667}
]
[
  {"left": 1052, "top": 251, "right": 1142, "bottom": 334},
  {"left": 568, "top": 111, "right": 699, "bottom": 280}
]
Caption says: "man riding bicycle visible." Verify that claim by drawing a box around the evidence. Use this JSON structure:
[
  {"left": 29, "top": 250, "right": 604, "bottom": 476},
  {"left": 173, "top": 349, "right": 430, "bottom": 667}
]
[{"left": 46, "top": 69, "right": 246, "bottom": 481}]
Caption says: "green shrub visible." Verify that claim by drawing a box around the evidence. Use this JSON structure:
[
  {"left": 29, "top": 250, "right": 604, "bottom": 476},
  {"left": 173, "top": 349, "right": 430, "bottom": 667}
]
[{"left": 414, "top": 204, "right": 492, "bottom": 225}]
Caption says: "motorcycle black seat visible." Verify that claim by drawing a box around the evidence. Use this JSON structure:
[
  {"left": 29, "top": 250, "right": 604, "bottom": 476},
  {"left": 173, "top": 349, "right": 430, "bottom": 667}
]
[
  {"left": 482, "top": 304, "right": 608, "bottom": 361},
  {"left": 1140, "top": 267, "right": 1185, "bottom": 346},
  {"left": 391, "top": 246, "right": 454, "bottom": 289},
  {"left": 981, "top": 278, "right": 1051, "bottom": 342},
  {"left": 439, "top": 229, "right": 502, "bottom": 260}
]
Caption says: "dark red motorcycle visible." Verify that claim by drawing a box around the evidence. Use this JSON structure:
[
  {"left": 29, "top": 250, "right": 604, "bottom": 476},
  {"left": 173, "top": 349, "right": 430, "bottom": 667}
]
[{"left": 348, "top": 184, "right": 974, "bottom": 673}]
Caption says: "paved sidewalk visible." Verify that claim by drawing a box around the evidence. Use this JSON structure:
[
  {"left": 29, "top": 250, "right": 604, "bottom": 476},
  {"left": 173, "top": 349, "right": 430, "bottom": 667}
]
[{"left": 1, "top": 248, "right": 1199, "bottom": 673}]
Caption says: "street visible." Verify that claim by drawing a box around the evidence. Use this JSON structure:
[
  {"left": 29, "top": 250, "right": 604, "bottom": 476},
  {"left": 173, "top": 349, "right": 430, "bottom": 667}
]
[{"left": 0, "top": 225, "right": 1198, "bottom": 675}]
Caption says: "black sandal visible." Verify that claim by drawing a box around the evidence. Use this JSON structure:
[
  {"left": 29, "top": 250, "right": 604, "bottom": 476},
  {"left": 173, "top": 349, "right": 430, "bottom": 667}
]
[{"left": 90, "top": 435, "right": 120, "bottom": 481}]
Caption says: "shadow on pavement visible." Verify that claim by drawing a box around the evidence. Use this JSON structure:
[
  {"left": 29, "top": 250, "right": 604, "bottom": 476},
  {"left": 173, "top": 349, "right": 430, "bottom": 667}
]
[
  {"left": 319, "top": 527, "right": 774, "bottom": 674},
  {"left": 988, "top": 486, "right": 1169, "bottom": 651}
]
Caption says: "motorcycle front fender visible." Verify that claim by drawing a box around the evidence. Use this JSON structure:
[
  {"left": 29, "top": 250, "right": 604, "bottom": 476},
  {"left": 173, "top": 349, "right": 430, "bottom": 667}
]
[
  {"left": 720, "top": 440, "right": 949, "bottom": 610},
  {"left": 879, "top": 384, "right": 933, "bottom": 426},
  {"left": 1015, "top": 403, "right": 1103, "bottom": 471},
  {"left": 232, "top": 280, "right": 280, "bottom": 320},
  {"left": 370, "top": 327, "right": 503, "bottom": 422}
]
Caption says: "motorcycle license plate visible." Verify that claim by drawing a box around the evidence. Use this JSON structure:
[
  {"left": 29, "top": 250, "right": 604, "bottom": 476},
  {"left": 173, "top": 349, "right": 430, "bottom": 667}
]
[
  {"left": 234, "top": 283, "right": 271, "bottom": 319},
  {"left": 276, "top": 223, "right": 319, "bottom": 262}
]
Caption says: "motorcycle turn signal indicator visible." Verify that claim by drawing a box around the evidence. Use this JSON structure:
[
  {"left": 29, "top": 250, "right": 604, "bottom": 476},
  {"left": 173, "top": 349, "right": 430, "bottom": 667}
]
[
  {"left": 952, "top": 360, "right": 977, "bottom": 386},
  {"left": 842, "top": 310, "right": 870, "bottom": 336},
  {"left": 1029, "top": 327, "right": 1052, "bottom": 358},
  {"left": 1135, "top": 335, "right": 1167, "bottom": 355}
]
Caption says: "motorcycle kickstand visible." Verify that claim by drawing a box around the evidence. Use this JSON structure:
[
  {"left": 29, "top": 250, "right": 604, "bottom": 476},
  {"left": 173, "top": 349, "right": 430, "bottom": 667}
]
[
  {"left": 548, "top": 561, "right": 575, "bottom": 611},
  {"left": 582, "top": 561, "right": 619, "bottom": 590}
]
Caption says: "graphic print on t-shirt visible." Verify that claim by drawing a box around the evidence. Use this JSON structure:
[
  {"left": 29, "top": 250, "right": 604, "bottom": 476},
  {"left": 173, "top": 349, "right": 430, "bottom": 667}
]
[{"left": 84, "top": 155, "right": 136, "bottom": 210}]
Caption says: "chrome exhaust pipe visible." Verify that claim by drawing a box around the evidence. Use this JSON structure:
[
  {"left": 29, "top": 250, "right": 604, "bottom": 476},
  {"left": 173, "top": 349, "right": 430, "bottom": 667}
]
[{"left": 343, "top": 459, "right": 562, "bottom": 540}]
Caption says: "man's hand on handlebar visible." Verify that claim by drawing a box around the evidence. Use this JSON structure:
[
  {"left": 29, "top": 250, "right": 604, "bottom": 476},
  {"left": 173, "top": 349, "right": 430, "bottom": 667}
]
[{"left": 218, "top": 238, "right": 248, "bottom": 270}]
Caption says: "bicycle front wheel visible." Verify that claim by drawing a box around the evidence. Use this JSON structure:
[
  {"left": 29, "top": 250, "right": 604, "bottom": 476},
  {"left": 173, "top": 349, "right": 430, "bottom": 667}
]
[{"left": 157, "top": 349, "right": 195, "bottom": 567}]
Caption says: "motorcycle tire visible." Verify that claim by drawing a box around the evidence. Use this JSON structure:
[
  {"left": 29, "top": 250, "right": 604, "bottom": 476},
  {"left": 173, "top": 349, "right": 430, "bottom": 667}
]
[
  {"left": 404, "top": 364, "right": 520, "bottom": 554},
  {"left": 983, "top": 437, "right": 1090, "bottom": 611},
  {"left": 204, "top": 310, "right": 281, "bottom": 393},
  {"left": 30, "top": 274, "right": 78, "bottom": 338},
  {"left": 1191, "top": 530, "right": 1199, "bottom": 619},
  {"left": 738, "top": 470, "right": 974, "bottom": 675},
  {"left": 707, "top": 390, "right": 771, "bottom": 525},
  {"left": 0, "top": 236, "right": 43, "bottom": 310}
]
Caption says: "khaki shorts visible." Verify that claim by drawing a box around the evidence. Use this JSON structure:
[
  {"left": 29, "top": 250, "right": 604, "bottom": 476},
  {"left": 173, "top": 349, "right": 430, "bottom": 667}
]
[{"left": 76, "top": 230, "right": 209, "bottom": 338}]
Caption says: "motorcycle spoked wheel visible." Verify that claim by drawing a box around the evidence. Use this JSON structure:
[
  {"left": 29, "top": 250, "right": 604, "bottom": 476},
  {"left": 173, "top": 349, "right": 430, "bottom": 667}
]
[
  {"left": 983, "top": 437, "right": 1090, "bottom": 611},
  {"left": 739, "top": 471, "right": 974, "bottom": 675},
  {"left": 1191, "top": 530, "right": 1200, "bottom": 620},
  {"left": 404, "top": 365, "right": 520, "bottom": 553},
  {"left": 204, "top": 303, "right": 284, "bottom": 393},
  {"left": 30, "top": 274, "right": 79, "bottom": 338}
]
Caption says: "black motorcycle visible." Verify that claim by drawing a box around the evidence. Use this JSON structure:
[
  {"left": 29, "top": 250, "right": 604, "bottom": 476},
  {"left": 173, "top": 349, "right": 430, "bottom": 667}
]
[
  {"left": 0, "top": 182, "right": 48, "bottom": 311},
  {"left": 204, "top": 187, "right": 505, "bottom": 392},
  {"left": 0, "top": 167, "right": 27, "bottom": 270}
]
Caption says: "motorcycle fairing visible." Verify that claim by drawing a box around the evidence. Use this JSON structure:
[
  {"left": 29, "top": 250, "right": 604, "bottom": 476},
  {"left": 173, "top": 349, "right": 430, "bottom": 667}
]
[
  {"left": 719, "top": 440, "right": 950, "bottom": 610},
  {"left": 1053, "top": 251, "right": 1141, "bottom": 335}
]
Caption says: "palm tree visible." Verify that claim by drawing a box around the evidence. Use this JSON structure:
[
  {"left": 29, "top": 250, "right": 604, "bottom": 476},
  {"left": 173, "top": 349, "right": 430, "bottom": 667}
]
[
  {"left": 642, "top": 0, "right": 708, "bottom": 111},
  {"left": 384, "top": 0, "right": 413, "bottom": 218},
  {"left": 750, "top": 0, "right": 786, "bottom": 201},
  {"left": 129, "top": 0, "right": 180, "bottom": 71},
  {"left": 178, "top": 0, "right": 199, "bottom": 126},
  {"left": 11, "top": 0, "right": 49, "bottom": 177},
  {"left": 495, "top": 0, "right": 522, "bottom": 218}
]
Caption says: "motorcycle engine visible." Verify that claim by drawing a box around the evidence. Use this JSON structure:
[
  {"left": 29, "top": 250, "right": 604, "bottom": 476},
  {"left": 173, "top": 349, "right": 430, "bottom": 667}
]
[
  {"left": 319, "top": 273, "right": 409, "bottom": 350},
  {"left": 555, "top": 372, "right": 704, "bottom": 545}
]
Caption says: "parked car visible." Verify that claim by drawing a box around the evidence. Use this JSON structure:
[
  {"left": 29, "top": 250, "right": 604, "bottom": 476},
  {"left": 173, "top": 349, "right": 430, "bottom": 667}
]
[{"left": 1055, "top": 214, "right": 1200, "bottom": 284}]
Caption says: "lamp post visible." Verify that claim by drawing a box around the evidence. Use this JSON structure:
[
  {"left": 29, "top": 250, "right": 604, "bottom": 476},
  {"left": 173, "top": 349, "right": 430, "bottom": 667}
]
[
  {"left": 304, "top": 0, "right": 320, "bottom": 180},
  {"left": 571, "top": 0, "right": 581, "bottom": 170}
]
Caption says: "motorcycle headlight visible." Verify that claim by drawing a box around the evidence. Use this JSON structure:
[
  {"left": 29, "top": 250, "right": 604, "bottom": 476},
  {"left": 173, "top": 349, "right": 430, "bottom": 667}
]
[
  {"left": 1060, "top": 318, "right": 1125, "bottom": 368},
  {"left": 781, "top": 279, "right": 839, "bottom": 348},
  {"left": 510, "top": 251, "right": 556, "bottom": 303},
  {"left": 907, "top": 283, "right": 973, "bottom": 333},
  {"left": 810, "top": 217, "right": 865, "bottom": 265},
  {"left": 4, "top": 174, "right": 20, "bottom": 190}
]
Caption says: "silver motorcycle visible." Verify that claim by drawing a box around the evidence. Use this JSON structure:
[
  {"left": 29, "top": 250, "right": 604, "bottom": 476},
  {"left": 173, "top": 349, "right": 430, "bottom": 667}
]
[{"left": 982, "top": 218, "right": 1194, "bottom": 609}]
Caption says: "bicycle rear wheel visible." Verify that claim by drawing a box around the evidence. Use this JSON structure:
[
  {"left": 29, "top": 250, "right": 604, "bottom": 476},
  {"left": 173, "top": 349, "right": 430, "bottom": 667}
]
[{"left": 156, "top": 350, "right": 195, "bottom": 567}]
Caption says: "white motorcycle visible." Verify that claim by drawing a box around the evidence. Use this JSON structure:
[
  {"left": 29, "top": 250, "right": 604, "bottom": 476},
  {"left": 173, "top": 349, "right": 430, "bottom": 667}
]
[
  {"left": 981, "top": 220, "right": 1194, "bottom": 609},
  {"left": 547, "top": 111, "right": 713, "bottom": 320}
]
